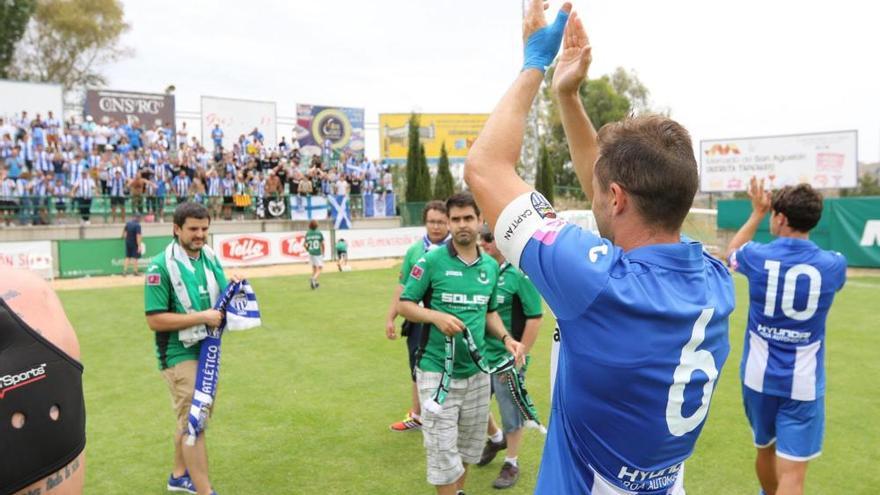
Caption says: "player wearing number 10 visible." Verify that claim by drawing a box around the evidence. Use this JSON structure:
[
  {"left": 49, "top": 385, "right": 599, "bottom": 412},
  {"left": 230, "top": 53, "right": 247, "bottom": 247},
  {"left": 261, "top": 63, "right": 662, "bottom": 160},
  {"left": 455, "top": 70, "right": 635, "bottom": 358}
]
[
  {"left": 726, "top": 179, "right": 846, "bottom": 495},
  {"left": 464, "top": 2, "right": 735, "bottom": 493}
]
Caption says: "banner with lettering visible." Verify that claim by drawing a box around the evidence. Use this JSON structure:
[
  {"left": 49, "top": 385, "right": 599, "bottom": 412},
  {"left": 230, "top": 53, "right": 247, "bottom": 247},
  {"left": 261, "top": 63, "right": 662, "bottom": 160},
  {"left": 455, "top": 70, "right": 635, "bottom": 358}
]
[{"left": 85, "top": 89, "right": 176, "bottom": 134}]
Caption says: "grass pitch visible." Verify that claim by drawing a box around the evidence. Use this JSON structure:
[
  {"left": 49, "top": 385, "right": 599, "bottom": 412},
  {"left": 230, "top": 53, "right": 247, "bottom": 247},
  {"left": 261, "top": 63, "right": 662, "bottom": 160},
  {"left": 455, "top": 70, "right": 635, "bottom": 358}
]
[{"left": 59, "top": 269, "right": 880, "bottom": 494}]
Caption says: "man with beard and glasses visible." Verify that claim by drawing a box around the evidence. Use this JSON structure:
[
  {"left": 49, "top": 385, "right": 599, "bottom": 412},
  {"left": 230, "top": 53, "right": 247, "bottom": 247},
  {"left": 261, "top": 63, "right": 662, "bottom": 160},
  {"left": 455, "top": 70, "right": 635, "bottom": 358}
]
[
  {"left": 144, "top": 202, "right": 232, "bottom": 495},
  {"left": 385, "top": 200, "right": 451, "bottom": 432},
  {"left": 398, "top": 192, "right": 524, "bottom": 495}
]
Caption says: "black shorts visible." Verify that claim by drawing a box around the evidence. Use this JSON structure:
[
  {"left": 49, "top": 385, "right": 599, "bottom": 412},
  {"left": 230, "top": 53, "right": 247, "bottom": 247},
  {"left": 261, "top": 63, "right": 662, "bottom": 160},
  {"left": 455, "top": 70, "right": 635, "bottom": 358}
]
[
  {"left": 337, "top": 250, "right": 347, "bottom": 257},
  {"left": 125, "top": 243, "right": 140, "bottom": 259},
  {"left": 402, "top": 321, "right": 424, "bottom": 382},
  {"left": 223, "top": 196, "right": 233, "bottom": 206},
  {"left": 111, "top": 196, "right": 126, "bottom": 207},
  {"left": 0, "top": 200, "right": 16, "bottom": 211}
]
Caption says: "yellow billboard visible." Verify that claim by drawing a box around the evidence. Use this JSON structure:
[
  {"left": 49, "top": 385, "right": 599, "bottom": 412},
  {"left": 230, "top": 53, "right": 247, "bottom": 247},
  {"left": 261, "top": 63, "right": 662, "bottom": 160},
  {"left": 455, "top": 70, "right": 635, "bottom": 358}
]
[{"left": 379, "top": 113, "right": 489, "bottom": 161}]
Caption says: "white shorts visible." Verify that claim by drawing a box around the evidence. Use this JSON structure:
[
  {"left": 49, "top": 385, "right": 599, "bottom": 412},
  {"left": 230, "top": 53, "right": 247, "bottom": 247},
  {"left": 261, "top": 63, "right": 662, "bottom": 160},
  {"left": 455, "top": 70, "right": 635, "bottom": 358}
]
[
  {"left": 309, "top": 255, "right": 323, "bottom": 267},
  {"left": 416, "top": 369, "right": 490, "bottom": 486}
]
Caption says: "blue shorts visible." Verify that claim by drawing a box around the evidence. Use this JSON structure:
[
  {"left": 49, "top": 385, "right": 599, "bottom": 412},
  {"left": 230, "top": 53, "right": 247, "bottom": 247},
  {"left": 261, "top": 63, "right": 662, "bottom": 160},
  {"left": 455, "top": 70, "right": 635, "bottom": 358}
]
[
  {"left": 742, "top": 385, "right": 824, "bottom": 461},
  {"left": 491, "top": 370, "right": 526, "bottom": 433}
]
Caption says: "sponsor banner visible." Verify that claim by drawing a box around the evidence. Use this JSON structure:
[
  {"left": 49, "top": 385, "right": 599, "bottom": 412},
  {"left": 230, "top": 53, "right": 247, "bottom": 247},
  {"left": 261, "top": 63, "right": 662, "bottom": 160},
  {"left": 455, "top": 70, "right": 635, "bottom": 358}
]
[
  {"left": 84, "top": 89, "right": 176, "bottom": 132},
  {"left": 58, "top": 236, "right": 173, "bottom": 278},
  {"left": 213, "top": 231, "right": 331, "bottom": 267},
  {"left": 718, "top": 197, "right": 880, "bottom": 267},
  {"left": 334, "top": 227, "right": 424, "bottom": 260},
  {"left": 700, "top": 130, "right": 858, "bottom": 192},
  {"left": 0, "top": 241, "right": 53, "bottom": 279},
  {"left": 201, "top": 96, "right": 277, "bottom": 149},
  {"left": 296, "top": 104, "right": 365, "bottom": 158},
  {"left": 213, "top": 227, "right": 425, "bottom": 266},
  {"left": 379, "top": 113, "right": 489, "bottom": 162}
]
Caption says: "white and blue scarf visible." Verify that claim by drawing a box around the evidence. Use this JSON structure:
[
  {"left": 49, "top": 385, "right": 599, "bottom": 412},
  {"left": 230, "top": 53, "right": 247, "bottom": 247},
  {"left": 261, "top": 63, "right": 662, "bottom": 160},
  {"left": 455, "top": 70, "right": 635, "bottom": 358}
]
[{"left": 185, "top": 280, "right": 262, "bottom": 446}]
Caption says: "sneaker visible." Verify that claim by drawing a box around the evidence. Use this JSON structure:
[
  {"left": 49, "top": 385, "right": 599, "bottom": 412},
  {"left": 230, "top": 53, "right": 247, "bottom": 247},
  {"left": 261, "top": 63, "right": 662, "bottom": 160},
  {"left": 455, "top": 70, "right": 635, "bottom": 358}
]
[
  {"left": 167, "top": 472, "right": 196, "bottom": 494},
  {"left": 389, "top": 412, "right": 422, "bottom": 432},
  {"left": 492, "top": 462, "right": 520, "bottom": 489},
  {"left": 477, "top": 436, "right": 507, "bottom": 466},
  {"left": 309, "top": 279, "right": 316, "bottom": 290}
]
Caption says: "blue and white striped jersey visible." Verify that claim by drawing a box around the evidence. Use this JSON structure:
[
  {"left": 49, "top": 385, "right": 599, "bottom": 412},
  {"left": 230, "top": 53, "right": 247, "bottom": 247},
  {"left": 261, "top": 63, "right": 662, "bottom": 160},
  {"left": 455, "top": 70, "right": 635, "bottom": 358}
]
[{"left": 730, "top": 238, "right": 846, "bottom": 400}]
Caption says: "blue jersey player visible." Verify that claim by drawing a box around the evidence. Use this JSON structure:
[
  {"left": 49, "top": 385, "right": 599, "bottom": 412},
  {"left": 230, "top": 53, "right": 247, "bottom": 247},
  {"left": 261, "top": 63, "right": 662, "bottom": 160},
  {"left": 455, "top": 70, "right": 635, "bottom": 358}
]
[
  {"left": 726, "top": 178, "right": 846, "bottom": 495},
  {"left": 464, "top": 2, "right": 735, "bottom": 493}
]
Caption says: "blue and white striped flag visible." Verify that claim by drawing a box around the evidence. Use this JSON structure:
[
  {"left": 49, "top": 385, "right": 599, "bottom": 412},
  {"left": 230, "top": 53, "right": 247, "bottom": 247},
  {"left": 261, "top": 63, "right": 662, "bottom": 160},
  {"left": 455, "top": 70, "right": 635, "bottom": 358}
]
[{"left": 185, "top": 280, "right": 261, "bottom": 446}]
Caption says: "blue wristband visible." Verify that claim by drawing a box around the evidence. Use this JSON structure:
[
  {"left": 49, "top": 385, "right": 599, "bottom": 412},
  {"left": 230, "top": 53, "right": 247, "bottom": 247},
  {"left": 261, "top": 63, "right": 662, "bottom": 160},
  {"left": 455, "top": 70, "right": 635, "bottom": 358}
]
[{"left": 522, "top": 8, "right": 570, "bottom": 73}]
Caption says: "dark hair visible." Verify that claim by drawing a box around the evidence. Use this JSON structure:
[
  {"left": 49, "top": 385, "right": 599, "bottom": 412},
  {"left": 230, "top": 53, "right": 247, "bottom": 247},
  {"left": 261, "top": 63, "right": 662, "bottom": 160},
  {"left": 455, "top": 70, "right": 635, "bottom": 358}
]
[
  {"left": 772, "top": 184, "right": 823, "bottom": 232},
  {"left": 309, "top": 219, "right": 318, "bottom": 230},
  {"left": 595, "top": 115, "right": 698, "bottom": 232},
  {"left": 445, "top": 192, "right": 480, "bottom": 216},
  {"left": 173, "top": 202, "right": 210, "bottom": 229},
  {"left": 422, "top": 200, "right": 448, "bottom": 222}
]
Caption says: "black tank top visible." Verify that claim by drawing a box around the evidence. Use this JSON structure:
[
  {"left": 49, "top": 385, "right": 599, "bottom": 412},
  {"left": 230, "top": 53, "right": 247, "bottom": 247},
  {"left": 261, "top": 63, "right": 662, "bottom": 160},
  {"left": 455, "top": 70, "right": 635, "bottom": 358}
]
[{"left": 0, "top": 298, "right": 85, "bottom": 495}]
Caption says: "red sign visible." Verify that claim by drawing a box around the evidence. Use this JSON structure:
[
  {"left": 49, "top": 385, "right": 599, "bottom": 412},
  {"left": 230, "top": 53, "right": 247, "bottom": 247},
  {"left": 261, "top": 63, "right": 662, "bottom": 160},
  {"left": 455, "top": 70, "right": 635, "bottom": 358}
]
[
  {"left": 221, "top": 236, "right": 270, "bottom": 262},
  {"left": 280, "top": 235, "right": 308, "bottom": 260}
]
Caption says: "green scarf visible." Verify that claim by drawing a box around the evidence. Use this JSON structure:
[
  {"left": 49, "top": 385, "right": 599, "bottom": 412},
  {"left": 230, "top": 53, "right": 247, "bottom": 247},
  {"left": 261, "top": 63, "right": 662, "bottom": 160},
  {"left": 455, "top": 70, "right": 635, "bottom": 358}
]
[{"left": 423, "top": 328, "right": 545, "bottom": 433}]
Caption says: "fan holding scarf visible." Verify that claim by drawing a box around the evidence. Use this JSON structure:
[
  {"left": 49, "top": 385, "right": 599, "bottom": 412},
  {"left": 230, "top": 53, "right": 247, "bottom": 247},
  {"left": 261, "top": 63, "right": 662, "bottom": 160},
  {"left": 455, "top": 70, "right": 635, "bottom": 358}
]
[{"left": 144, "top": 202, "right": 260, "bottom": 495}]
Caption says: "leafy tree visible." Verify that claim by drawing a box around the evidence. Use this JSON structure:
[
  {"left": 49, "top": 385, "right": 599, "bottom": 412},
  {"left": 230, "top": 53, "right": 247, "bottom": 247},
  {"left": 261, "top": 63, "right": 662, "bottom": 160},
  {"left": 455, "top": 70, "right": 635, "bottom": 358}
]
[
  {"left": 433, "top": 142, "right": 455, "bottom": 200},
  {"left": 841, "top": 172, "right": 880, "bottom": 197},
  {"left": 540, "top": 66, "right": 662, "bottom": 196},
  {"left": 9, "top": 0, "right": 131, "bottom": 91},
  {"left": 0, "top": 0, "right": 36, "bottom": 78}
]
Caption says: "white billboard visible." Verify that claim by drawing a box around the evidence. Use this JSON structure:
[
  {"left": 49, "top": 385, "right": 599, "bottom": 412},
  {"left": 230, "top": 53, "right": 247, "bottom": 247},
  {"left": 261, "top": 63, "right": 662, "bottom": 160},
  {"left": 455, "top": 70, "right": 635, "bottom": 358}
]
[
  {"left": 213, "top": 231, "right": 331, "bottom": 267},
  {"left": 212, "top": 227, "right": 425, "bottom": 267},
  {"left": 0, "top": 80, "right": 63, "bottom": 124},
  {"left": 0, "top": 241, "right": 54, "bottom": 279},
  {"left": 700, "top": 130, "right": 858, "bottom": 192},
  {"left": 200, "top": 96, "right": 277, "bottom": 150},
  {"left": 334, "top": 227, "right": 424, "bottom": 260}
]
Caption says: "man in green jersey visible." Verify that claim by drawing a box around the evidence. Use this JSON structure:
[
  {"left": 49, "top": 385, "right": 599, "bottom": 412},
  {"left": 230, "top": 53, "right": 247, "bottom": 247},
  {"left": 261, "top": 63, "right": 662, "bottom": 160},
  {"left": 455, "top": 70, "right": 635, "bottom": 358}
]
[
  {"left": 144, "top": 202, "right": 230, "bottom": 495},
  {"left": 399, "top": 193, "right": 524, "bottom": 495},
  {"left": 305, "top": 219, "right": 324, "bottom": 289},
  {"left": 475, "top": 227, "right": 543, "bottom": 489},
  {"left": 335, "top": 237, "right": 348, "bottom": 271},
  {"left": 385, "top": 200, "right": 449, "bottom": 432}
]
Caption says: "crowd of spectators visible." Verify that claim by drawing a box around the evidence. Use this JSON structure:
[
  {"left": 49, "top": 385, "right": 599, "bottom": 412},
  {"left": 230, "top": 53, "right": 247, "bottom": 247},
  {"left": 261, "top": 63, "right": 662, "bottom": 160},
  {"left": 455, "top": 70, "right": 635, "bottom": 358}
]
[{"left": 0, "top": 111, "right": 394, "bottom": 226}]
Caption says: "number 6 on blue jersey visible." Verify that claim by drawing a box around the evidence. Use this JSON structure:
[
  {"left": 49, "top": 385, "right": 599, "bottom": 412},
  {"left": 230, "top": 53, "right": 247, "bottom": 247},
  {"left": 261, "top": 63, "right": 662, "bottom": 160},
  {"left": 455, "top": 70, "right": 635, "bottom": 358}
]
[{"left": 666, "top": 308, "right": 718, "bottom": 437}]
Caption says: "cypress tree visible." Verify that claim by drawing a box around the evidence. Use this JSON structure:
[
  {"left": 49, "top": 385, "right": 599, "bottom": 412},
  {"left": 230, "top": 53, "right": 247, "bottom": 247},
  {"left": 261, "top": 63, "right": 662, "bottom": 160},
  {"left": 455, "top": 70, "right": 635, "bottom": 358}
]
[
  {"left": 535, "top": 143, "right": 555, "bottom": 205},
  {"left": 433, "top": 142, "right": 455, "bottom": 200},
  {"left": 404, "top": 113, "right": 421, "bottom": 202}
]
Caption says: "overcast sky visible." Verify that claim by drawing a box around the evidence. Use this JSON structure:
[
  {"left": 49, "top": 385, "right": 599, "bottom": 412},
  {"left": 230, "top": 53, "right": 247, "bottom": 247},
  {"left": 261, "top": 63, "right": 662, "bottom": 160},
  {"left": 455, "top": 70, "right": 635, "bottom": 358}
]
[{"left": 107, "top": 0, "right": 879, "bottom": 163}]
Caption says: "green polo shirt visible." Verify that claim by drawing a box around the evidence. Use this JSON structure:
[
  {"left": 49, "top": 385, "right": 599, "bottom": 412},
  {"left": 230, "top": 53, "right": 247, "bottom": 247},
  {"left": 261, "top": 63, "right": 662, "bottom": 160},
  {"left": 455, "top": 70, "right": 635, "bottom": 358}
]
[
  {"left": 483, "top": 261, "right": 543, "bottom": 367},
  {"left": 400, "top": 242, "right": 500, "bottom": 379},
  {"left": 144, "top": 250, "right": 228, "bottom": 370}
]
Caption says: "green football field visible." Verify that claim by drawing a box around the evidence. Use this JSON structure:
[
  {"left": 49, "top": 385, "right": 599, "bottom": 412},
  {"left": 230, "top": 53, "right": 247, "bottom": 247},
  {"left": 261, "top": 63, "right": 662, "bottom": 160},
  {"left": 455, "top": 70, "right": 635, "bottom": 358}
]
[{"left": 59, "top": 268, "right": 879, "bottom": 494}]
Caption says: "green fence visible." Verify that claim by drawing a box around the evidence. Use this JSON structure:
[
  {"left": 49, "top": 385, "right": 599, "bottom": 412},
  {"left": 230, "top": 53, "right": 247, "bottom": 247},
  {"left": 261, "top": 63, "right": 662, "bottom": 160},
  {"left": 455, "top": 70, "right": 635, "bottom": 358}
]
[
  {"left": 718, "top": 197, "right": 880, "bottom": 268},
  {"left": 57, "top": 236, "right": 174, "bottom": 278}
]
